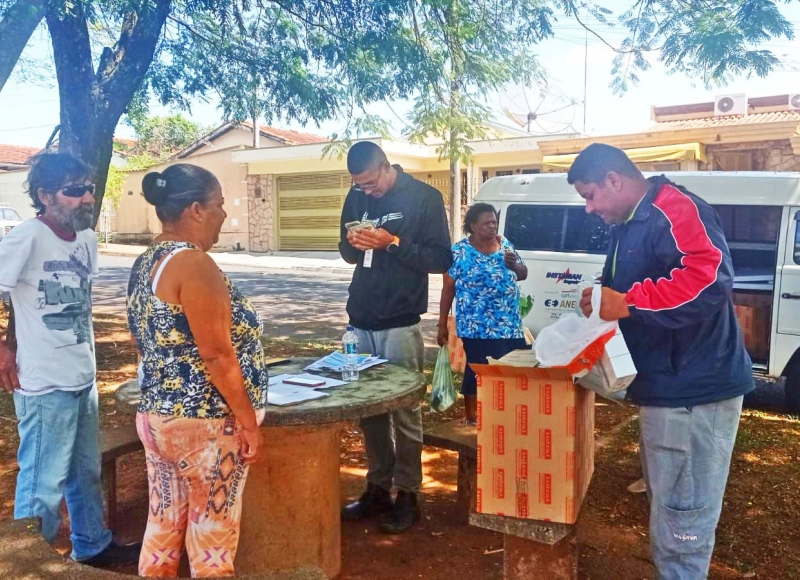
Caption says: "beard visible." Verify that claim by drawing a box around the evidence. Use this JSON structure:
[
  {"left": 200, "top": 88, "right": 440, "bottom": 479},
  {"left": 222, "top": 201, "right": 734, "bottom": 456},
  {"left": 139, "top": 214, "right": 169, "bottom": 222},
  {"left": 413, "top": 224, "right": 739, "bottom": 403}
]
[{"left": 50, "top": 199, "right": 95, "bottom": 231}]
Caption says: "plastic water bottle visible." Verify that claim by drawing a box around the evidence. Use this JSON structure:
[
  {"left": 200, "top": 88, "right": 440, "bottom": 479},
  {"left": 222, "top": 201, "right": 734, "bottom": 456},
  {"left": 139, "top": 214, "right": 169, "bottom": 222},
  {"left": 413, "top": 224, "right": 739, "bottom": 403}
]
[{"left": 342, "top": 326, "right": 359, "bottom": 381}]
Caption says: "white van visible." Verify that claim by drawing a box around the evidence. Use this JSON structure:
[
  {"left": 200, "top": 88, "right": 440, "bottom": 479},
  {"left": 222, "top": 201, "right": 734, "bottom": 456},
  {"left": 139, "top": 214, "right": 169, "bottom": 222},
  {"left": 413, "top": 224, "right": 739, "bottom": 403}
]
[
  {"left": 0, "top": 205, "right": 22, "bottom": 240},
  {"left": 476, "top": 171, "right": 800, "bottom": 412}
]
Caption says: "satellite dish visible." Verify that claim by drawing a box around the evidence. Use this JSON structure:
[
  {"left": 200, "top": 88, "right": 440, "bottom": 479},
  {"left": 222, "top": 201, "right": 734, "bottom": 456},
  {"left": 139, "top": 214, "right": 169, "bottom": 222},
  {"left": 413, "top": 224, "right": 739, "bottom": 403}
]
[{"left": 499, "top": 81, "right": 578, "bottom": 135}]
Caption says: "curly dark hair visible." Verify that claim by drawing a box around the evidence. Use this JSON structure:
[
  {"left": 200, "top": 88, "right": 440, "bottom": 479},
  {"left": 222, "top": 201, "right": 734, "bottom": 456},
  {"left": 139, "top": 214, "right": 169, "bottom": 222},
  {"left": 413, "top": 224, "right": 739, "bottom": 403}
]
[{"left": 25, "top": 152, "right": 91, "bottom": 216}]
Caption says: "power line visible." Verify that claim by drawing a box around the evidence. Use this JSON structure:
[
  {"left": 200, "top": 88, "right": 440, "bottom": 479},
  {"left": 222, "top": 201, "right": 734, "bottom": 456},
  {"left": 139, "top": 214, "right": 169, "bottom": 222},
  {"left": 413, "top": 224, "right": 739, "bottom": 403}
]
[{"left": 0, "top": 123, "right": 56, "bottom": 133}]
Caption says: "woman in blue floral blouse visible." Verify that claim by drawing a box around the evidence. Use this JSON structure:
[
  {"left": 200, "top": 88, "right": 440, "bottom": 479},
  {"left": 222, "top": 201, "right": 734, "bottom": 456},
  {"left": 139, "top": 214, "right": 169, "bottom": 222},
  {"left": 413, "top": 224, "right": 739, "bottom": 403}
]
[{"left": 437, "top": 203, "right": 528, "bottom": 425}]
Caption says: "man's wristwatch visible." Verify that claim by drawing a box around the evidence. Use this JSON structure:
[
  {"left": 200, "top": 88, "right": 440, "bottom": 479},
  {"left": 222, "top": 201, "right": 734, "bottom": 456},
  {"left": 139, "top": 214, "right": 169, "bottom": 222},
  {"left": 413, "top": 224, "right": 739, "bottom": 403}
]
[{"left": 386, "top": 235, "right": 401, "bottom": 254}]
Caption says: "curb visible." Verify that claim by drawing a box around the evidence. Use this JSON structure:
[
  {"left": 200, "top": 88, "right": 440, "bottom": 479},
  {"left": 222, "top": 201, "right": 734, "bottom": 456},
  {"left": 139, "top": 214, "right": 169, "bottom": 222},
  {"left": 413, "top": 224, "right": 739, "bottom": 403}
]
[{"left": 99, "top": 250, "right": 355, "bottom": 275}]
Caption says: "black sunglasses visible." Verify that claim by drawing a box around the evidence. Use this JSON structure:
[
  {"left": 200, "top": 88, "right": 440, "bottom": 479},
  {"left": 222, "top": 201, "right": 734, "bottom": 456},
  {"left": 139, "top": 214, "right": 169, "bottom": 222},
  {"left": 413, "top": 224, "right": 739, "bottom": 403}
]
[{"left": 58, "top": 183, "right": 96, "bottom": 198}]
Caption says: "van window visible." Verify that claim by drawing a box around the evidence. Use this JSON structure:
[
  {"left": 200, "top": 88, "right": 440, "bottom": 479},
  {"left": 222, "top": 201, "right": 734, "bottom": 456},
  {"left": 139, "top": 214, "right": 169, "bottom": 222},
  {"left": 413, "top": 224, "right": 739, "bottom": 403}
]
[
  {"left": 795, "top": 219, "right": 800, "bottom": 265},
  {"left": 713, "top": 205, "right": 781, "bottom": 244},
  {"left": 713, "top": 205, "right": 781, "bottom": 271},
  {"left": 504, "top": 204, "right": 611, "bottom": 254}
]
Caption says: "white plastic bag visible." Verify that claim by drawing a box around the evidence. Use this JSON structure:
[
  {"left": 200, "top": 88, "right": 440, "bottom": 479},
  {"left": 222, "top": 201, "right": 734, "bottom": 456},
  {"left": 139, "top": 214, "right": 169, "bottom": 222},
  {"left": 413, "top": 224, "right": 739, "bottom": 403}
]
[{"left": 534, "top": 284, "right": 618, "bottom": 368}]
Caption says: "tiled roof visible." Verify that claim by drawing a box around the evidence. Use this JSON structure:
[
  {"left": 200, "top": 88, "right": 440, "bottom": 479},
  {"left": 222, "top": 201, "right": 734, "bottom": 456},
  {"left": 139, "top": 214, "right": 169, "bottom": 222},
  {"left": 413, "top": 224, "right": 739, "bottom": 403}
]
[
  {"left": 241, "top": 122, "right": 328, "bottom": 145},
  {"left": 0, "top": 143, "right": 40, "bottom": 165},
  {"left": 649, "top": 111, "right": 800, "bottom": 132}
]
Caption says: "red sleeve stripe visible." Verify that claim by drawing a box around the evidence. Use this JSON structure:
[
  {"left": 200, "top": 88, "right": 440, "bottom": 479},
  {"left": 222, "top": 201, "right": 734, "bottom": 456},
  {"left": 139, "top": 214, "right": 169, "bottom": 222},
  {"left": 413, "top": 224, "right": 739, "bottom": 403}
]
[{"left": 625, "top": 184, "right": 723, "bottom": 312}]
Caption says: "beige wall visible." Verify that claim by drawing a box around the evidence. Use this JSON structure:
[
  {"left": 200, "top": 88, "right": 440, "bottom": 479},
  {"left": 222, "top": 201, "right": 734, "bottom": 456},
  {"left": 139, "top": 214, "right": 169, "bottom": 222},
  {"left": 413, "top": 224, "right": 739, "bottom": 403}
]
[
  {"left": 0, "top": 170, "right": 35, "bottom": 220},
  {"left": 115, "top": 149, "right": 250, "bottom": 251}
]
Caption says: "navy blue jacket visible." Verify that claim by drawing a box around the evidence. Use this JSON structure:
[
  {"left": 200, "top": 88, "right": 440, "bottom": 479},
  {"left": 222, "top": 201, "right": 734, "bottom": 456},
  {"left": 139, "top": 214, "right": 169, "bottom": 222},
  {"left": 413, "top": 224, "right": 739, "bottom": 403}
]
[{"left": 603, "top": 176, "right": 753, "bottom": 407}]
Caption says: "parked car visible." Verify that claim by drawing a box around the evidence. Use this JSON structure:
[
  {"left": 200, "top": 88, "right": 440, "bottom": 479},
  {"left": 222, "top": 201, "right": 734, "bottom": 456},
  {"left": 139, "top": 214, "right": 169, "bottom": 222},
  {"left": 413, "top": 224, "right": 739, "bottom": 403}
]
[
  {"left": 0, "top": 205, "right": 23, "bottom": 239},
  {"left": 476, "top": 171, "right": 800, "bottom": 412}
]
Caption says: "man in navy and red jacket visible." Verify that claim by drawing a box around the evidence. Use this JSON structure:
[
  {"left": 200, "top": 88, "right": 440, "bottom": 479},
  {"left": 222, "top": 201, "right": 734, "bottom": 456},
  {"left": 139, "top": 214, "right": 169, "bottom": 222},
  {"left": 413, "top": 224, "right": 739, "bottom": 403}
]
[{"left": 569, "top": 144, "right": 753, "bottom": 580}]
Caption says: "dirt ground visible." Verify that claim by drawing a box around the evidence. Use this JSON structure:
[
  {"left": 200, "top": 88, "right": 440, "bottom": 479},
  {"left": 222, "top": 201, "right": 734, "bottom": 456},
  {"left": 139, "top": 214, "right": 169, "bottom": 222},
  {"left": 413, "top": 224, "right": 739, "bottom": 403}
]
[{"left": 1, "top": 310, "right": 799, "bottom": 579}]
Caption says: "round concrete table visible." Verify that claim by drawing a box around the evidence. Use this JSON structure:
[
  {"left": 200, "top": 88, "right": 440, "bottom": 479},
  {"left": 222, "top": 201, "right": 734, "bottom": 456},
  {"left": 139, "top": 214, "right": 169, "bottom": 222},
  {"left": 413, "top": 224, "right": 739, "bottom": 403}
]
[{"left": 115, "top": 358, "right": 427, "bottom": 579}]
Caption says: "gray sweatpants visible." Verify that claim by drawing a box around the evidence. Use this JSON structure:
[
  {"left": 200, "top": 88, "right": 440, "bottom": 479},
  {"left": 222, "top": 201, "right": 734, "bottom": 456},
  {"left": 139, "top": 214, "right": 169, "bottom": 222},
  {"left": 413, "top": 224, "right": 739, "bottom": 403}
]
[
  {"left": 639, "top": 395, "right": 743, "bottom": 580},
  {"left": 354, "top": 324, "right": 425, "bottom": 494}
]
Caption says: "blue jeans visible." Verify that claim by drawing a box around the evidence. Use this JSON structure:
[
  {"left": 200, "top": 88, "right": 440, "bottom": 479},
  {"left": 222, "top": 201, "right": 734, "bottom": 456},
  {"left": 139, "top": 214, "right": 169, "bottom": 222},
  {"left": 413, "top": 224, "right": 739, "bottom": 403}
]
[
  {"left": 13, "top": 386, "right": 112, "bottom": 561},
  {"left": 639, "top": 395, "right": 743, "bottom": 580}
]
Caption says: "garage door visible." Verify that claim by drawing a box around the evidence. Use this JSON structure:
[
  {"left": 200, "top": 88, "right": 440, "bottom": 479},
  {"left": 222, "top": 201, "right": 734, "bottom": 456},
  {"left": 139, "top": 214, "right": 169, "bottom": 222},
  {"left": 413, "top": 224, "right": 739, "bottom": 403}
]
[{"left": 277, "top": 172, "right": 349, "bottom": 251}]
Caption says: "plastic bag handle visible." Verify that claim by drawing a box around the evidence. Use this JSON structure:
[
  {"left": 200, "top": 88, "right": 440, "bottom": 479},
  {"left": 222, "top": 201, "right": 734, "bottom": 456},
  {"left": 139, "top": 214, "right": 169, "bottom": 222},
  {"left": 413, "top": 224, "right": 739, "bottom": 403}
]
[{"left": 589, "top": 283, "right": 602, "bottom": 323}]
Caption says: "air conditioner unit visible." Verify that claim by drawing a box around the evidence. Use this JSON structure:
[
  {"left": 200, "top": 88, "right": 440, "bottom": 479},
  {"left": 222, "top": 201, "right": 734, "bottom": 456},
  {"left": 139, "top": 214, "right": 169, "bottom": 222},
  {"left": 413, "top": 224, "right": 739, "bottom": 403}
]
[
  {"left": 789, "top": 94, "right": 800, "bottom": 111},
  {"left": 714, "top": 93, "right": 747, "bottom": 116}
]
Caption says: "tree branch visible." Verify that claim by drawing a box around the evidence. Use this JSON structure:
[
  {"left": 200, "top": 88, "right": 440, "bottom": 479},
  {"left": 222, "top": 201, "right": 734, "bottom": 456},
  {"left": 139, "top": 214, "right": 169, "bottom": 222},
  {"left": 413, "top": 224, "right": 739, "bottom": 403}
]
[
  {"left": 0, "top": 0, "right": 46, "bottom": 93},
  {"left": 99, "top": 0, "right": 171, "bottom": 126}
]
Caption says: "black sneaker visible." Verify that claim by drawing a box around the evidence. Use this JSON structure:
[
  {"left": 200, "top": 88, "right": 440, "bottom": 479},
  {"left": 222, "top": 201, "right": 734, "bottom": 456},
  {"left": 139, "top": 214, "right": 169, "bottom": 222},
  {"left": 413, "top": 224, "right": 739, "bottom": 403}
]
[
  {"left": 341, "top": 483, "right": 393, "bottom": 522},
  {"left": 379, "top": 491, "right": 420, "bottom": 534},
  {"left": 78, "top": 541, "right": 142, "bottom": 567}
]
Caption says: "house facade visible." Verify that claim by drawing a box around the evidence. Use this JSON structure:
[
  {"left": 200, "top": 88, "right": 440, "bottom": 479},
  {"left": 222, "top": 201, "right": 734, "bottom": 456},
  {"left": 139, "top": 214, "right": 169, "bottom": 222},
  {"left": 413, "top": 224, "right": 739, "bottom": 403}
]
[
  {"left": 115, "top": 93, "right": 800, "bottom": 253},
  {"left": 114, "top": 122, "right": 328, "bottom": 250},
  {"left": 0, "top": 143, "right": 41, "bottom": 219},
  {"left": 539, "top": 94, "right": 800, "bottom": 173},
  {"left": 234, "top": 128, "right": 577, "bottom": 251}
]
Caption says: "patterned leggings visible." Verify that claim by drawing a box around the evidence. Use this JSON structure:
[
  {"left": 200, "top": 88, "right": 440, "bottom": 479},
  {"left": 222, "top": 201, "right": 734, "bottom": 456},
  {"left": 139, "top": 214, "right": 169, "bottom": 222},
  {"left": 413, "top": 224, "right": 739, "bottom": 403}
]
[{"left": 136, "top": 411, "right": 262, "bottom": 578}]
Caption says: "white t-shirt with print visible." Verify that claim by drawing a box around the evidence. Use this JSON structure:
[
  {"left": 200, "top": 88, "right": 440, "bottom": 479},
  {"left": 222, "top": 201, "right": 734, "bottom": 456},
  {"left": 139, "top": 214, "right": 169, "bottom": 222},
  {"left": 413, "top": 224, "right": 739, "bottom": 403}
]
[{"left": 0, "top": 219, "right": 99, "bottom": 395}]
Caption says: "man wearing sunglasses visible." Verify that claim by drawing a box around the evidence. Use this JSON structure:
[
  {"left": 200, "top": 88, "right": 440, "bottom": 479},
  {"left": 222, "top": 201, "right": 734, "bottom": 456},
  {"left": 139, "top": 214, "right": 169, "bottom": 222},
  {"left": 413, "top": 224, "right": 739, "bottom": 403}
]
[
  {"left": 339, "top": 141, "right": 452, "bottom": 534},
  {"left": 0, "top": 153, "right": 139, "bottom": 566}
]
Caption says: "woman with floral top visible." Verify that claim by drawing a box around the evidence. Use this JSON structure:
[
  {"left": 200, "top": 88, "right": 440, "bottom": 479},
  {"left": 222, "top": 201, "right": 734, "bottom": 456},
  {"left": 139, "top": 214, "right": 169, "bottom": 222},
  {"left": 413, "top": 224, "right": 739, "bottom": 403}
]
[
  {"left": 127, "top": 164, "right": 268, "bottom": 578},
  {"left": 437, "top": 203, "right": 528, "bottom": 425}
]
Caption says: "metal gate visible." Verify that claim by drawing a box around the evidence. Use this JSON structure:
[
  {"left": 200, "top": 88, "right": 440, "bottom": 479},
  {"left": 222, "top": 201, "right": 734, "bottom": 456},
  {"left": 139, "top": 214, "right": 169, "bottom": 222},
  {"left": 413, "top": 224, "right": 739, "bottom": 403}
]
[{"left": 276, "top": 172, "right": 349, "bottom": 251}]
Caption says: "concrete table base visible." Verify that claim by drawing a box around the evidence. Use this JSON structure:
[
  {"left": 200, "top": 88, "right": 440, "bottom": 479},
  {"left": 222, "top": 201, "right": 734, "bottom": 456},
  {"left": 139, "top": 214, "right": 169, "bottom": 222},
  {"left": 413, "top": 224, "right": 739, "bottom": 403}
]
[
  {"left": 504, "top": 531, "right": 578, "bottom": 580},
  {"left": 237, "top": 423, "right": 343, "bottom": 578},
  {"left": 116, "top": 357, "right": 426, "bottom": 580}
]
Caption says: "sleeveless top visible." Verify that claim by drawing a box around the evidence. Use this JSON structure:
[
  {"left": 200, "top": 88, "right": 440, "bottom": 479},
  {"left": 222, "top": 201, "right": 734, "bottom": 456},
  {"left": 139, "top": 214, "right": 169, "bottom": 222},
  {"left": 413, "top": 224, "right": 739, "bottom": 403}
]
[{"left": 126, "top": 241, "right": 268, "bottom": 418}]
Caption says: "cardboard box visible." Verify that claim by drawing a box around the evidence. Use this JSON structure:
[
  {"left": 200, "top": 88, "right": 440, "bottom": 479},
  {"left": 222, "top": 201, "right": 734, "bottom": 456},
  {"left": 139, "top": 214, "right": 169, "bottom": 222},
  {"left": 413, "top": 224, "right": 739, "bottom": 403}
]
[
  {"left": 576, "top": 328, "right": 637, "bottom": 396},
  {"left": 447, "top": 315, "right": 466, "bottom": 374},
  {"left": 734, "top": 304, "right": 770, "bottom": 360},
  {"left": 472, "top": 364, "right": 594, "bottom": 524}
]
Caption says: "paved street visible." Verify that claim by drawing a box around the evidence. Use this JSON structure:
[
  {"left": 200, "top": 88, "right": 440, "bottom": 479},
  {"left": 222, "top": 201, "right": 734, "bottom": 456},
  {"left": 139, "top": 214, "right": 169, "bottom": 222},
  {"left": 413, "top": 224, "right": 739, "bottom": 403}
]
[
  {"left": 94, "top": 255, "right": 444, "bottom": 347},
  {"left": 94, "top": 255, "right": 786, "bottom": 410}
]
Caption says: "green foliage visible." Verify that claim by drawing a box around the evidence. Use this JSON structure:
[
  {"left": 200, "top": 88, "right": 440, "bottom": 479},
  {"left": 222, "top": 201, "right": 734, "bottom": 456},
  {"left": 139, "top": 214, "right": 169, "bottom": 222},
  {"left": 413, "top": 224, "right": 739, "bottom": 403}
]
[
  {"left": 136, "top": 0, "right": 424, "bottom": 130},
  {"left": 1, "top": 0, "right": 797, "bottom": 222},
  {"left": 607, "top": 0, "right": 795, "bottom": 93},
  {"left": 104, "top": 152, "right": 159, "bottom": 209},
  {"left": 402, "top": 0, "right": 551, "bottom": 165},
  {"left": 106, "top": 113, "right": 202, "bottom": 209},
  {"left": 128, "top": 114, "right": 206, "bottom": 157}
]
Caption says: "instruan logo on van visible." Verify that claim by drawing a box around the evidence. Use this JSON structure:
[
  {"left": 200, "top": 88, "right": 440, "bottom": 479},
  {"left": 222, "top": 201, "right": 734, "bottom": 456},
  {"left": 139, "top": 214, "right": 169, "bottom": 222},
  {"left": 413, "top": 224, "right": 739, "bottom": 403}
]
[{"left": 546, "top": 269, "right": 583, "bottom": 285}]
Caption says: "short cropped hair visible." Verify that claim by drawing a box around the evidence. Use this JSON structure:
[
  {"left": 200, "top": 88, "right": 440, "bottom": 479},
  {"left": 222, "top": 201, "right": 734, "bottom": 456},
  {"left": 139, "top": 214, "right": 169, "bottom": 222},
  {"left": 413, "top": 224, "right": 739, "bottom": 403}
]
[
  {"left": 25, "top": 152, "right": 91, "bottom": 215},
  {"left": 347, "top": 141, "right": 388, "bottom": 175},
  {"left": 463, "top": 202, "right": 498, "bottom": 235},
  {"left": 567, "top": 143, "right": 642, "bottom": 185}
]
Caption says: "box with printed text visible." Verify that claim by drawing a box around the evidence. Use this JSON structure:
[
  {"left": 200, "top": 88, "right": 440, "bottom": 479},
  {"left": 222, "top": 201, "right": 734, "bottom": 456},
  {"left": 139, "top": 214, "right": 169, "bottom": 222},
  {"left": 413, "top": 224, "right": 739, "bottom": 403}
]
[{"left": 472, "top": 364, "right": 594, "bottom": 524}]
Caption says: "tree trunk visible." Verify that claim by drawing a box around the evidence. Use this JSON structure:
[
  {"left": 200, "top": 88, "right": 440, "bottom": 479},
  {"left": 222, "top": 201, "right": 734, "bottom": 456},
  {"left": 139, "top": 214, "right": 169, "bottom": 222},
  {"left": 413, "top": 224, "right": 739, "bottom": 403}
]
[
  {"left": 0, "top": 0, "right": 47, "bottom": 93},
  {"left": 450, "top": 157, "right": 462, "bottom": 242},
  {"left": 45, "top": 0, "right": 170, "bottom": 226},
  {"left": 445, "top": 0, "right": 465, "bottom": 243}
]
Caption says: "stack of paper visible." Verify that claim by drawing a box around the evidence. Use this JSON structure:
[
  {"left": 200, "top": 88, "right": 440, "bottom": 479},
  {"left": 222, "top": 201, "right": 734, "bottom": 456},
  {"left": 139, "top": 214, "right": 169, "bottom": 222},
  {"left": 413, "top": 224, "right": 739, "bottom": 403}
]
[
  {"left": 304, "top": 351, "right": 388, "bottom": 373},
  {"left": 487, "top": 349, "right": 540, "bottom": 368},
  {"left": 269, "top": 373, "right": 349, "bottom": 390},
  {"left": 267, "top": 384, "right": 329, "bottom": 407},
  {"left": 266, "top": 373, "right": 353, "bottom": 406}
]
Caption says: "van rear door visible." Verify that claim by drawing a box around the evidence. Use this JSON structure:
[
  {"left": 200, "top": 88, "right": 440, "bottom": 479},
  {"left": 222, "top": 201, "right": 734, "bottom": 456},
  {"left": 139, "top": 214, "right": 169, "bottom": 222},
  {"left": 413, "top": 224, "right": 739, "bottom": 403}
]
[{"left": 777, "top": 209, "right": 800, "bottom": 337}]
